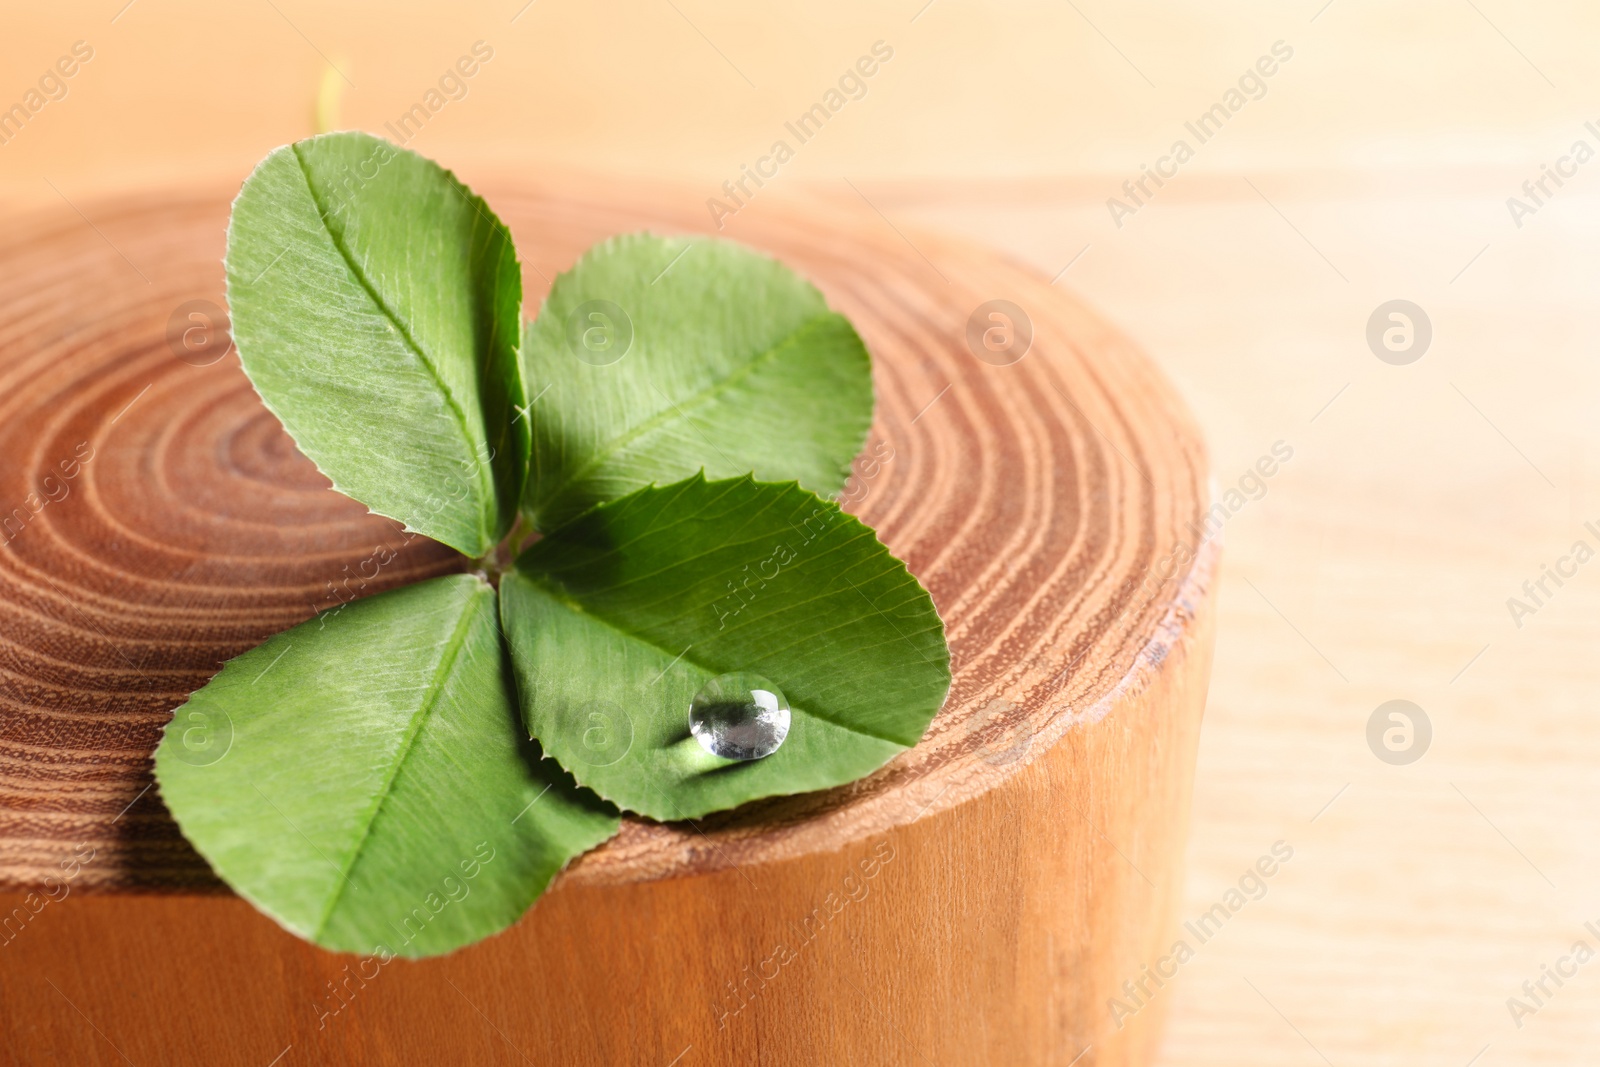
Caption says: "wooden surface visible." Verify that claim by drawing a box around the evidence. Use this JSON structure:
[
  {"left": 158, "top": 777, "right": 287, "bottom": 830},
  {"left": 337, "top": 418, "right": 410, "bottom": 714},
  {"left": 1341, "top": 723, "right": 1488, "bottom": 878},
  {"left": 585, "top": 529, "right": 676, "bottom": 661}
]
[
  {"left": 880, "top": 170, "right": 1600, "bottom": 1066},
  {"left": 9, "top": 0, "right": 1591, "bottom": 1061},
  {"left": 0, "top": 180, "right": 1215, "bottom": 1065}
]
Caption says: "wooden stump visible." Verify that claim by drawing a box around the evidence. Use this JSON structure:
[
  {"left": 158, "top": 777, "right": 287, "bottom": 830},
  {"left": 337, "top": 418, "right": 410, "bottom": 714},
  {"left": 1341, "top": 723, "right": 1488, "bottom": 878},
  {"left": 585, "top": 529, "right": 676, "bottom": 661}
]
[{"left": 0, "top": 176, "right": 1215, "bottom": 1067}]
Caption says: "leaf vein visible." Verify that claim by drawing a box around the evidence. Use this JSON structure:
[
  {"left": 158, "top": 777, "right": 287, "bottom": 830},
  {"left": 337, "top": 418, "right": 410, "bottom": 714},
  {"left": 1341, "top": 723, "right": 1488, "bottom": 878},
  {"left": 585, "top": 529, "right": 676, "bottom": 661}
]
[
  {"left": 531, "top": 314, "right": 838, "bottom": 521},
  {"left": 309, "top": 586, "right": 483, "bottom": 939},
  {"left": 290, "top": 143, "right": 494, "bottom": 550},
  {"left": 515, "top": 574, "right": 915, "bottom": 746}
]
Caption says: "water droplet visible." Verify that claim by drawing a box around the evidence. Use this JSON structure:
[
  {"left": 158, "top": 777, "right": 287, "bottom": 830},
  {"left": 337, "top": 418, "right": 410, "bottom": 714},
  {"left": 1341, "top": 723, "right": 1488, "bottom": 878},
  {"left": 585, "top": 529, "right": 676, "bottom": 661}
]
[{"left": 689, "top": 673, "right": 790, "bottom": 761}]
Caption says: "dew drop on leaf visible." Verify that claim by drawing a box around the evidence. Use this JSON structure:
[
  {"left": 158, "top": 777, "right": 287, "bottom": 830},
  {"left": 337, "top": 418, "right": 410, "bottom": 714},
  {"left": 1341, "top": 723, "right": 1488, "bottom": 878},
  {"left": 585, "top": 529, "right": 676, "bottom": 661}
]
[{"left": 689, "top": 673, "right": 791, "bottom": 761}]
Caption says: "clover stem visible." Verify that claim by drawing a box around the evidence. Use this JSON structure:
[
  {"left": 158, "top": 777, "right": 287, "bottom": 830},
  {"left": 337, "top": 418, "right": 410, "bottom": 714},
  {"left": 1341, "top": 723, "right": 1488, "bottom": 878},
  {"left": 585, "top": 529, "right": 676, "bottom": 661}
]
[{"left": 473, "top": 513, "right": 539, "bottom": 587}]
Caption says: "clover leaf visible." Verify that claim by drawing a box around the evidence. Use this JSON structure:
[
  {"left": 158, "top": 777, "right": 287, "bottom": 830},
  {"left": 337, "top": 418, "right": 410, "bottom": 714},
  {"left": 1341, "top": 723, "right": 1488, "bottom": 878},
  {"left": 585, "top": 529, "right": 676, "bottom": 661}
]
[
  {"left": 521, "top": 234, "right": 874, "bottom": 530},
  {"left": 155, "top": 575, "right": 618, "bottom": 957},
  {"left": 155, "top": 133, "right": 949, "bottom": 958},
  {"left": 226, "top": 131, "right": 526, "bottom": 557},
  {"left": 501, "top": 475, "right": 949, "bottom": 820}
]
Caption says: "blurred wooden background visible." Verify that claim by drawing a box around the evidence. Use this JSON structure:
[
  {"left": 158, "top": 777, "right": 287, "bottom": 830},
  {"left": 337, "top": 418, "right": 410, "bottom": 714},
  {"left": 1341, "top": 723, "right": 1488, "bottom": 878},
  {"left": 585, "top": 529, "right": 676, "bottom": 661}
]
[{"left": 6, "top": 2, "right": 1600, "bottom": 1063}]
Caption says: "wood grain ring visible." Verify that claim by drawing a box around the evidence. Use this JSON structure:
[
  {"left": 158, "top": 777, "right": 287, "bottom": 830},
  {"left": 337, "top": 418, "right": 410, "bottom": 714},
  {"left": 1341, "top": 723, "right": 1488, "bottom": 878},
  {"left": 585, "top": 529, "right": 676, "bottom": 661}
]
[{"left": 0, "top": 177, "right": 1214, "bottom": 1067}]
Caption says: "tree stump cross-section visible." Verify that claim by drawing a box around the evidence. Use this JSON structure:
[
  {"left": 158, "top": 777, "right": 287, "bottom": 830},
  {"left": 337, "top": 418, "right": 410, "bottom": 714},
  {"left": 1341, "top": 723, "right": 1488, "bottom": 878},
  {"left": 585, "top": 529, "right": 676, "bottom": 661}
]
[{"left": 0, "top": 177, "right": 1214, "bottom": 1067}]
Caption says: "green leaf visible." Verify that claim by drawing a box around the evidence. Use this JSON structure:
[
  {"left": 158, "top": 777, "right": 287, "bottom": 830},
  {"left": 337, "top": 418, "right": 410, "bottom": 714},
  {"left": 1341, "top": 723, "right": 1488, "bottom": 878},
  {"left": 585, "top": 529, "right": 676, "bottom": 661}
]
[
  {"left": 521, "top": 234, "right": 874, "bottom": 530},
  {"left": 226, "top": 131, "right": 527, "bottom": 557},
  {"left": 154, "top": 574, "right": 618, "bottom": 959},
  {"left": 500, "top": 475, "right": 950, "bottom": 820}
]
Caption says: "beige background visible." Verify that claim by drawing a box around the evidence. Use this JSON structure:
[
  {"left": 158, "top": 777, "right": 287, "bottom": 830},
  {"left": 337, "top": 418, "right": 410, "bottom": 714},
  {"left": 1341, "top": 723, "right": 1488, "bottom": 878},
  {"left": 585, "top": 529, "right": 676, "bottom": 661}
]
[{"left": 7, "top": 1, "right": 1600, "bottom": 1063}]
